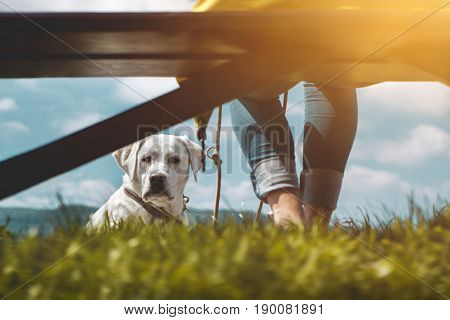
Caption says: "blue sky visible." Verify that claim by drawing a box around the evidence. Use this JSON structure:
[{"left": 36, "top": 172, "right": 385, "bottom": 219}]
[{"left": 0, "top": 0, "right": 449, "bottom": 221}]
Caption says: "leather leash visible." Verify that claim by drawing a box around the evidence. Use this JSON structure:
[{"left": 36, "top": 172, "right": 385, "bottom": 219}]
[{"left": 123, "top": 187, "right": 183, "bottom": 224}]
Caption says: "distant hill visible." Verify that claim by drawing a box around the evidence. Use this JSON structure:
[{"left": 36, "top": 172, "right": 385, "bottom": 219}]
[
  {"left": 0, "top": 205, "right": 96, "bottom": 234},
  {"left": 0, "top": 205, "right": 256, "bottom": 234}
]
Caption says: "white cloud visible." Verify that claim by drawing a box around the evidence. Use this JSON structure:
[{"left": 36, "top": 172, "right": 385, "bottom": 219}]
[
  {"left": 13, "top": 79, "right": 39, "bottom": 90},
  {"left": 344, "top": 164, "right": 449, "bottom": 199},
  {"left": 0, "top": 194, "right": 54, "bottom": 208},
  {"left": 409, "top": 180, "right": 450, "bottom": 200},
  {"left": 0, "top": 0, "right": 193, "bottom": 12},
  {"left": 343, "top": 165, "right": 409, "bottom": 192},
  {"left": 373, "top": 125, "right": 450, "bottom": 166},
  {"left": 185, "top": 181, "right": 216, "bottom": 209},
  {"left": 341, "top": 164, "right": 450, "bottom": 213},
  {"left": 58, "top": 179, "right": 116, "bottom": 206},
  {"left": 185, "top": 178, "right": 257, "bottom": 210},
  {"left": 222, "top": 179, "right": 256, "bottom": 204},
  {"left": 116, "top": 77, "right": 179, "bottom": 105},
  {"left": 351, "top": 124, "right": 450, "bottom": 166},
  {"left": 0, "top": 121, "right": 30, "bottom": 134},
  {"left": 356, "top": 118, "right": 374, "bottom": 132},
  {"left": 0, "top": 178, "right": 116, "bottom": 208},
  {"left": 57, "top": 112, "right": 103, "bottom": 134},
  {"left": 0, "top": 98, "right": 17, "bottom": 112},
  {"left": 357, "top": 82, "right": 450, "bottom": 117}
]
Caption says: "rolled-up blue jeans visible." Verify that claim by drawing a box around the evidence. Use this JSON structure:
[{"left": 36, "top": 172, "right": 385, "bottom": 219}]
[{"left": 230, "top": 83, "right": 358, "bottom": 209}]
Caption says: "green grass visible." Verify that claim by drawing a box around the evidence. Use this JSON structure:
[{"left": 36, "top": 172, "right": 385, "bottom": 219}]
[{"left": 0, "top": 199, "right": 449, "bottom": 299}]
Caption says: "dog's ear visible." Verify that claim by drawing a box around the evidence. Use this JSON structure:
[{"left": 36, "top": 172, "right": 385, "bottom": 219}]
[
  {"left": 112, "top": 140, "right": 142, "bottom": 181},
  {"left": 179, "top": 135, "right": 203, "bottom": 182}
]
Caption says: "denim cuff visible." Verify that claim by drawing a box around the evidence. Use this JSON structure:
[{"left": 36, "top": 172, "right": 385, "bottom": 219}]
[
  {"left": 251, "top": 157, "right": 299, "bottom": 200},
  {"left": 300, "top": 168, "right": 344, "bottom": 209}
]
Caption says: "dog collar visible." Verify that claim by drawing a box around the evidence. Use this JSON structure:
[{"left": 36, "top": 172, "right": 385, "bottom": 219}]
[{"left": 124, "top": 187, "right": 183, "bottom": 224}]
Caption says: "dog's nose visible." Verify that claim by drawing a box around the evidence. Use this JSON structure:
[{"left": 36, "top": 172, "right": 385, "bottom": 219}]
[{"left": 150, "top": 173, "right": 167, "bottom": 185}]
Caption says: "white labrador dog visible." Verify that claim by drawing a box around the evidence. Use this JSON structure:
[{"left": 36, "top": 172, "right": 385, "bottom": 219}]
[{"left": 88, "top": 134, "right": 203, "bottom": 228}]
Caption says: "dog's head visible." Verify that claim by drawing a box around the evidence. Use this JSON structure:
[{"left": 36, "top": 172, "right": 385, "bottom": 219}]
[{"left": 113, "top": 134, "right": 203, "bottom": 202}]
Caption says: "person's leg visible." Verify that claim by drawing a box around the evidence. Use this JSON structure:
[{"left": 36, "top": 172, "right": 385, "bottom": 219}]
[
  {"left": 300, "top": 83, "right": 358, "bottom": 228},
  {"left": 230, "top": 96, "right": 302, "bottom": 226}
]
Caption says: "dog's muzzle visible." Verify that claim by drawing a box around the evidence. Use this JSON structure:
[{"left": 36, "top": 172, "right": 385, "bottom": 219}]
[{"left": 144, "top": 173, "right": 172, "bottom": 199}]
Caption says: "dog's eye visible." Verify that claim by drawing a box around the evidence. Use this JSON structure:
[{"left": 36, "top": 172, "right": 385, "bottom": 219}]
[
  {"left": 168, "top": 156, "right": 180, "bottom": 164},
  {"left": 141, "top": 156, "right": 152, "bottom": 163}
]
